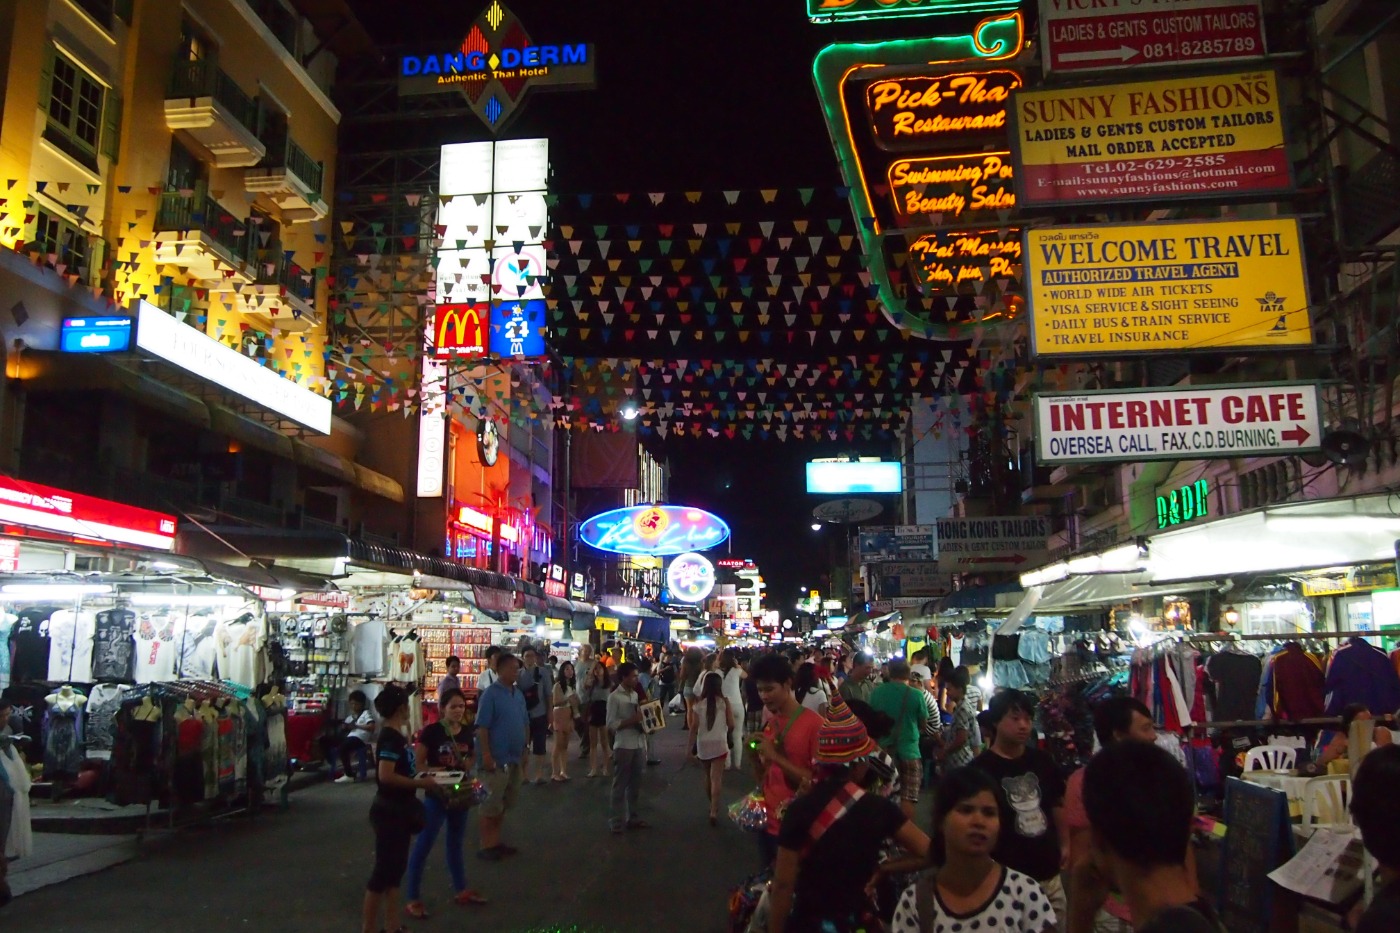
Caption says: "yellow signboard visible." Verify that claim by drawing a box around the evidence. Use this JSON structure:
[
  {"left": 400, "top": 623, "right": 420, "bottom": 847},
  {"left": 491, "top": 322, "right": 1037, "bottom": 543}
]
[
  {"left": 1013, "top": 70, "right": 1290, "bottom": 207},
  {"left": 1026, "top": 217, "right": 1311, "bottom": 358},
  {"left": 596, "top": 616, "right": 620, "bottom": 632}
]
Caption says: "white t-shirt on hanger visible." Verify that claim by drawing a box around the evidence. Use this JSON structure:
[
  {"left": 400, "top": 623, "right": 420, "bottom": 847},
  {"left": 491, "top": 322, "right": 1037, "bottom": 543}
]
[
  {"left": 135, "top": 616, "right": 178, "bottom": 684},
  {"left": 351, "top": 619, "right": 388, "bottom": 676},
  {"left": 47, "top": 610, "right": 97, "bottom": 683}
]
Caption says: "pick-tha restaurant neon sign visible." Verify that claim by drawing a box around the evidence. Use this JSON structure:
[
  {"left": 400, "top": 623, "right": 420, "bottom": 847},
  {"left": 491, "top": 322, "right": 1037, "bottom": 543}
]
[{"left": 579, "top": 506, "right": 731, "bottom": 557}]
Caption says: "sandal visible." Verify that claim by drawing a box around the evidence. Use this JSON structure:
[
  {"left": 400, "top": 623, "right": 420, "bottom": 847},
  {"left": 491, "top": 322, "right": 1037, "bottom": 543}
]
[
  {"left": 405, "top": 902, "right": 430, "bottom": 920},
  {"left": 455, "top": 889, "right": 489, "bottom": 906}
]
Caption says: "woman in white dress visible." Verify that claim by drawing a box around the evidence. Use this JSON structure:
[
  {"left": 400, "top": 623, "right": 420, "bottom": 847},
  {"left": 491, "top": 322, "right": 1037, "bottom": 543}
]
[
  {"left": 688, "top": 671, "right": 733, "bottom": 825},
  {"left": 717, "top": 649, "right": 747, "bottom": 770}
]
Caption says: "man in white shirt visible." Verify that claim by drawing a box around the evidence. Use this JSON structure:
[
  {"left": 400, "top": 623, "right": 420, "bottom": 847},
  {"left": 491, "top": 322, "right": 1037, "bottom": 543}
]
[
  {"left": 606, "top": 663, "right": 649, "bottom": 833},
  {"left": 477, "top": 645, "right": 502, "bottom": 691}
]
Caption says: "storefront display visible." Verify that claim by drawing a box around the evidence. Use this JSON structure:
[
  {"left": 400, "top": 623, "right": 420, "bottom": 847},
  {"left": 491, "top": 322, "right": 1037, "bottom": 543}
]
[{"left": 419, "top": 624, "right": 493, "bottom": 705}]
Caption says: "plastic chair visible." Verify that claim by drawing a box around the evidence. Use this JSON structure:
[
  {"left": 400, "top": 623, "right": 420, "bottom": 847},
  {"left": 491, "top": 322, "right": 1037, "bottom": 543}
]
[
  {"left": 1243, "top": 745, "right": 1298, "bottom": 772},
  {"left": 1301, "top": 775, "right": 1353, "bottom": 832}
]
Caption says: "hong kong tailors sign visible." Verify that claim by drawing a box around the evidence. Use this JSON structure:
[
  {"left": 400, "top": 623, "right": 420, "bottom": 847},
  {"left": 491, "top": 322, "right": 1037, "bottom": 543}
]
[
  {"left": 1026, "top": 217, "right": 1312, "bottom": 358},
  {"left": 866, "top": 70, "right": 1023, "bottom": 151},
  {"left": 808, "top": 0, "right": 1020, "bottom": 23},
  {"left": 1033, "top": 383, "right": 1324, "bottom": 464},
  {"left": 1040, "top": 0, "right": 1267, "bottom": 75},
  {"left": 1012, "top": 70, "right": 1289, "bottom": 207},
  {"left": 398, "top": 0, "right": 595, "bottom": 131}
]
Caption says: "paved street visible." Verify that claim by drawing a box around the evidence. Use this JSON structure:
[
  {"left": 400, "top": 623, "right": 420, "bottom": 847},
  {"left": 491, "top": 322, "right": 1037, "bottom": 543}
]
[{"left": 5, "top": 722, "right": 766, "bottom": 933}]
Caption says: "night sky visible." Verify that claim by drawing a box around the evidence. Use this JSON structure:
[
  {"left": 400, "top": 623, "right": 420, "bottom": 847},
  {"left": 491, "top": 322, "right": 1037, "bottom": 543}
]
[{"left": 346, "top": 0, "right": 949, "bottom": 608}]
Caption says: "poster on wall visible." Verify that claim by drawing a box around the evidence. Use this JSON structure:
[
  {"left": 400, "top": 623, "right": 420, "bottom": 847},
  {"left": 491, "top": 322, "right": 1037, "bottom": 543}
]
[
  {"left": 1026, "top": 217, "right": 1312, "bottom": 357},
  {"left": 1012, "top": 69, "right": 1290, "bottom": 207}
]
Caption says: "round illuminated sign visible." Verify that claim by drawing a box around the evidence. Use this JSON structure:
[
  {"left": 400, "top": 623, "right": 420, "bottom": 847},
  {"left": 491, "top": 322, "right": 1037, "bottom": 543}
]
[
  {"left": 579, "top": 505, "right": 731, "bottom": 557},
  {"left": 666, "top": 553, "right": 715, "bottom": 604}
]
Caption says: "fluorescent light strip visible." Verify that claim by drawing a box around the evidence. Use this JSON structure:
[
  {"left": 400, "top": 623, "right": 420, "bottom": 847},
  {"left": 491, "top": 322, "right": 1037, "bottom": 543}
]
[{"left": 0, "top": 501, "right": 174, "bottom": 551}]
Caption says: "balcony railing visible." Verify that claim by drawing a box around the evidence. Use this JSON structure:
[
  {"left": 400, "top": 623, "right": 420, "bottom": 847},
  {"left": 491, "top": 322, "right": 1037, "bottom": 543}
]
[
  {"left": 255, "top": 254, "right": 314, "bottom": 302},
  {"left": 1341, "top": 148, "right": 1400, "bottom": 247},
  {"left": 155, "top": 191, "right": 252, "bottom": 266},
  {"left": 256, "top": 134, "right": 323, "bottom": 198},
  {"left": 167, "top": 56, "right": 261, "bottom": 137}
]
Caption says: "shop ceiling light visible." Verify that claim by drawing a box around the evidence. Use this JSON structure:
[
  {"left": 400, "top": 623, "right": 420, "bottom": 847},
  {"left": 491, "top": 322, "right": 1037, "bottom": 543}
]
[
  {"left": 128, "top": 593, "right": 251, "bottom": 607},
  {"left": 1266, "top": 515, "right": 1400, "bottom": 533},
  {"left": 0, "top": 583, "right": 113, "bottom": 599},
  {"left": 1020, "top": 562, "right": 1069, "bottom": 588}
]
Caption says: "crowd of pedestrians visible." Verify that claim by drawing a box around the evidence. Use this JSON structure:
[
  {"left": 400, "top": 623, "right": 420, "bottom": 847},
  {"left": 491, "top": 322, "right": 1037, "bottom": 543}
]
[{"left": 342, "top": 637, "right": 1400, "bottom": 933}]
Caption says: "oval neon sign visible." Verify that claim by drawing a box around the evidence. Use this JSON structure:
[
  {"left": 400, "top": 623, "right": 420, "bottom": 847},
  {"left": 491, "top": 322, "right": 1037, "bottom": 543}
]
[
  {"left": 579, "top": 505, "right": 731, "bottom": 557},
  {"left": 667, "top": 552, "right": 716, "bottom": 603}
]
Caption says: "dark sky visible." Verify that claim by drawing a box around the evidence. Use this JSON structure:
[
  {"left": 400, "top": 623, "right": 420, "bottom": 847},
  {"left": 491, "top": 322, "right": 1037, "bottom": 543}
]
[{"left": 346, "top": 0, "right": 936, "bottom": 608}]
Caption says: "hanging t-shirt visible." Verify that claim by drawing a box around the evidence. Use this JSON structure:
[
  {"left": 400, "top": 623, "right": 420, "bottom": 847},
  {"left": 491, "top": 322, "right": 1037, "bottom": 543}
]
[
  {"left": 92, "top": 609, "right": 136, "bottom": 681},
  {"left": 0, "top": 612, "right": 14, "bottom": 690},
  {"left": 390, "top": 632, "right": 421, "bottom": 683},
  {"left": 85, "top": 683, "right": 126, "bottom": 759},
  {"left": 175, "top": 616, "right": 218, "bottom": 680},
  {"left": 946, "top": 633, "right": 964, "bottom": 667},
  {"left": 970, "top": 746, "right": 1066, "bottom": 883},
  {"left": 9, "top": 607, "right": 55, "bottom": 684},
  {"left": 1205, "top": 651, "right": 1263, "bottom": 722},
  {"left": 47, "top": 610, "right": 97, "bottom": 684},
  {"left": 351, "top": 619, "right": 388, "bottom": 676},
  {"left": 220, "top": 618, "right": 264, "bottom": 688},
  {"left": 134, "top": 615, "right": 178, "bottom": 684}
]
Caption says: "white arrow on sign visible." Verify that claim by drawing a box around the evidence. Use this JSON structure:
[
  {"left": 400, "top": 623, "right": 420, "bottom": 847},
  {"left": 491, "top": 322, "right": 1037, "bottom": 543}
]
[{"left": 1059, "top": 46, "right": 1140, "bottom": 63}]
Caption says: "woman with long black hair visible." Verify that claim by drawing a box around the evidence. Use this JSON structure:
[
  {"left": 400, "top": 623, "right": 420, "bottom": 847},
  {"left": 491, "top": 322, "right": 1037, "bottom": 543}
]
[
  {"left": 362, "top": 685, "right": 438, "bottom": 933},
  {"left": 888, "top": 767, "right": 1057, "bottom": 933},
  {"left": 551, "top": 661, "right": 580, "bottom": 781},
  {"left": 688, "top": 670, "right": 734, "bottom": 825}
]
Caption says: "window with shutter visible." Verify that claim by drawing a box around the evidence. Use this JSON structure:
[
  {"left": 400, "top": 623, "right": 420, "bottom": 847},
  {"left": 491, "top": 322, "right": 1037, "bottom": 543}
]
[{"left": 41, "top": 46, "right": 109, "bottom": 171}]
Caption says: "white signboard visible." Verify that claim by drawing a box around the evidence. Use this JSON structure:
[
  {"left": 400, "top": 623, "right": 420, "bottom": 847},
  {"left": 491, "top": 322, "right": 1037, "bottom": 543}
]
[
  {"left": 935, "top": 516, "right": 1050, "bottom": 572},
  {"left": 440, "top": 142, "right": 494, "bottom": 195},
  {"left": 416, "top": 325, "right": 447, "bottom": 498},
  {"left": 493, "top": 138, "right": 549, "bottom": 192},
  {"left": 1034, "top": 383, "right": 1324, "bottom": 464},
  {"left": 134, "top": 300, "right": 331, "bottom": 434},
  {"left": 875, "top": 561, "right": 953, "bottom": 597}
]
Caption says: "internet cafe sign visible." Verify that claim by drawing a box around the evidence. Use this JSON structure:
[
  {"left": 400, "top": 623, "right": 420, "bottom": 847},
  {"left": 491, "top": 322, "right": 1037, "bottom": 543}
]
[{"left": 398, "top": 1, "right": 595, "bottom": 131}]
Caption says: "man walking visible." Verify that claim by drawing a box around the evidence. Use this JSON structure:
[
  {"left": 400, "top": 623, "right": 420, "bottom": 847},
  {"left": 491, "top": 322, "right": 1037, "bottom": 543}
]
[
  {"left": 477, "top": 646, "right": 502, "bottom": 692},
  {"left": 972, "top": 689, "right": 1069, "bottom": 930},
  {"left": 518, "top": 647, "right": 554, "bottom": 785},
  {"left": 751, "top": 654, "right": 820, "bottom": 867},
  {"left": 476, "top": 653, "right": 528, "bottom": 861},
  {"left": 869, "top": 659, "right": 924, "bottom": 818},
  {"left": 606, "top": 662, "right": 650, "bottom": 833},
  {"left": 838, "top": 651, "right": 876, "bottom": 705}
]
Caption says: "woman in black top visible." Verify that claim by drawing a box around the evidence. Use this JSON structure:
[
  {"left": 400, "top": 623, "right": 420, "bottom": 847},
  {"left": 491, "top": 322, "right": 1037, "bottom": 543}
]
[
  {"left": 363, "top": 685, "right": 437, "bottom": 933},
  {"left": 404, "top": 688, "right": 486, "bottom": 918}
]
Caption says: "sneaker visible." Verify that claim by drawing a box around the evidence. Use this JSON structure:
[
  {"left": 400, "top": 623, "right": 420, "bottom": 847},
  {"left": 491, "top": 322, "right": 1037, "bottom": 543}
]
[
  {"left": 334, "top": 775, "right": 356, "bottom": 784},
  {"left": 454, "top": 889, "right": 489, "bottom": 906}
]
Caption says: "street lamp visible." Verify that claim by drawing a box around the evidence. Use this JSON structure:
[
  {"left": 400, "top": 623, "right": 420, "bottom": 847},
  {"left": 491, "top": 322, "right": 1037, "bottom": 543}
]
[
  {"left": 620, "top": 402, "right": 639, "bottom": 421},
  {"left": 811, "top": 522, "right": 822, "bottom": 531}
]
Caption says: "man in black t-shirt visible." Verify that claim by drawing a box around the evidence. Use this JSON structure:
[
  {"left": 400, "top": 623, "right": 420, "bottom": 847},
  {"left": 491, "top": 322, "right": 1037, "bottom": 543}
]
[
  {"left": 1079, "top": 742, "right": 1222, "bottom": 933},
  {"left": 1352, "top": 745, "right": 1400, "bottom": 933},
  {"left": 971, "top": 689, "right": 1067, "bottom": 923}
]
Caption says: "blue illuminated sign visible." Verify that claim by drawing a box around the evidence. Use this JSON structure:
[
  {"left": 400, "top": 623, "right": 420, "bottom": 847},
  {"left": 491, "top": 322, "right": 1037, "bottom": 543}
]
[
  {"left": 60, "top": 317, "right": 132, "bottom": 353},
  {"left": 579, "top": 506, "right": 731, "bottom": 557},
  {"left": 490, "top": 299, "right": 547, "bottom": 359}
]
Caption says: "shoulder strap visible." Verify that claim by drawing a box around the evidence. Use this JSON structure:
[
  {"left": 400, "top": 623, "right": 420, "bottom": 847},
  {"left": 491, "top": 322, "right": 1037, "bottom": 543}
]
[
  {"left": 915, "top": 870, "right": 936, "bottom": 933},
  {"left": 799, "top": 782, "right": 866, "bottom": 856}
]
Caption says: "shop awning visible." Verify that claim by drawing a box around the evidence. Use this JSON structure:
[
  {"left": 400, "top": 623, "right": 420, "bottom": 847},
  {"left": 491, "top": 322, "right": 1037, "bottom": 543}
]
[
  {"left": 18, "top": 351, "right": 211, "bottom": 429},
  {"left": 209, "top": 405, "right": 294, "bottom": 459},
  {"left": 292, "top": 440, "right": 357, "bottom": 484},
  {"left": 1146, "top": 494, "right": 1400, "bottom": 583},
  {"left": 936, "top": 581, "right": 1023, "bottom": 611},
  {"left": 353, "top": 464, "right": 405, "bottom": 503}
]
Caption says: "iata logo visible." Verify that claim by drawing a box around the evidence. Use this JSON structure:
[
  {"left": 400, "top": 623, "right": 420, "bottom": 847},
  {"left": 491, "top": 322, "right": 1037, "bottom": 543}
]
[{"left": 398, "top": 1, "right": 596, "bottom": 132}]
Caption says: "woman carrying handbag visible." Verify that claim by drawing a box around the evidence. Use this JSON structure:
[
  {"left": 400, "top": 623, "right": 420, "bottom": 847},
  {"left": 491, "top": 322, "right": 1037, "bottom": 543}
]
[{"left": 403, "top": 688, "right": 488, "bottom": 919}]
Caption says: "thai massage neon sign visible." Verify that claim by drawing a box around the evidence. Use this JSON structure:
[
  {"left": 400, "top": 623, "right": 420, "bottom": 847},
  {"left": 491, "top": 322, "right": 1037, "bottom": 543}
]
[
  {"left": 808, "top": 0, "right": 1021, "bottom": 24},
  {"left": 579, "top": 506, "right": 731, "bottom": 557}
]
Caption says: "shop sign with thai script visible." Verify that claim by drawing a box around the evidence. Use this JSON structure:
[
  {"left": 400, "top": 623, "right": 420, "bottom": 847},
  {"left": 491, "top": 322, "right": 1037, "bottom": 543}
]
[
  {"left": 1026, "top": 218, "right": 1311, "bottom": 357},
  {"left": 1012, "top": 69, "right": 1290, "bottom": 206}
]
